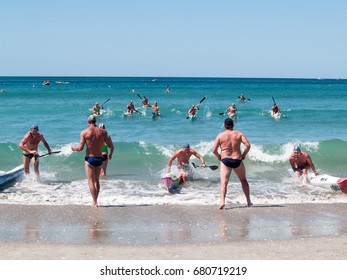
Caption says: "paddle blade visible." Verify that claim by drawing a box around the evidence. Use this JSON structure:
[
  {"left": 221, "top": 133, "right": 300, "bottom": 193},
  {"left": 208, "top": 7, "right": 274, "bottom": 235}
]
[
  {"left": 219, "top": 112, "right": 225, "bottom": 115},
  {"left": 137, "top": 94, "right": 142, "bottom": 99},
  {"left": 101, "top": 98, "right": 110, "bottom": 106},
  {"left": 197, "top": 97, "right": 206, "bottom": 105},
  {"left": 191, "top": 162, "right": 197, "bottom": 168},
  {"left": 208, "top": 165, "right": 218, "bottom": 170}
]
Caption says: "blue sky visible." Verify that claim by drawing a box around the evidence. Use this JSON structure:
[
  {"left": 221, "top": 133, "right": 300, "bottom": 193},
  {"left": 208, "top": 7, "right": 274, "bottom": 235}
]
[{"left": 1, "top": 0, "right": 346, "bottom": 78}]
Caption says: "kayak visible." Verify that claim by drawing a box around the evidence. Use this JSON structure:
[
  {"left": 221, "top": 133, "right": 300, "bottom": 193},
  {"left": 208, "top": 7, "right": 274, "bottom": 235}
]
[
  {"left": 271, "top": 111, "right": 282, "bottom": 120},
  {"left": 228, "top": 112, "right": 237, "bottom": 121},
  {"left": 288, "top": 169, "right": 347, "bottom": 194},
  {"left": 308, "top": 173, "right": 347, "bottom": 194},
  {"left": 123, "top": 111, "right": 134, "bottom": 117},
  {"left": 161, "top": 172, "right": 181, "bottom": 193},
  {"left": 160, "top": 166, "right": 183, "bottom": 193},
  {"left": 188, "top": 114, "right": 197, "bottom": 122},
  {"left": 0, "top": 165, "right": 24, "bottom": 187}
]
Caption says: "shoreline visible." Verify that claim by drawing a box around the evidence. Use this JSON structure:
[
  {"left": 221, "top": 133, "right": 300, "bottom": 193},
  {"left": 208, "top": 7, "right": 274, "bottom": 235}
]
[{"left": 0, "top": 203, "right": 346, "bottom": 259}]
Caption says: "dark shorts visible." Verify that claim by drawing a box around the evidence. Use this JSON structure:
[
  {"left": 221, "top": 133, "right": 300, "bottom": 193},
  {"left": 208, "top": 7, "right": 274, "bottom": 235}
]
[
  {"left": 85, "top": 157, "right": 103, "bottom": 167},
  {"left": 221, "top": 158, "right": 242, "bottom": 169}
]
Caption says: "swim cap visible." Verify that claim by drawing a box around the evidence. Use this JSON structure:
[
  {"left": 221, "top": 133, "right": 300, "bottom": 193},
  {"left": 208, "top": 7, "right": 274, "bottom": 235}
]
[
  {"left": 87, "top": 115, "right": 96, "bottom": 123},
  {"left": 98, "top": 123, "right": 105, "bottom": 129},
  {"left": 183, "top": 143, "right": 190, "bottom": 148},
  {"left": 30, "top": 124, "right": 39, "bottom": 131},
  {"left": 293, "top": 146, "right": 301, "bottom": 152}
]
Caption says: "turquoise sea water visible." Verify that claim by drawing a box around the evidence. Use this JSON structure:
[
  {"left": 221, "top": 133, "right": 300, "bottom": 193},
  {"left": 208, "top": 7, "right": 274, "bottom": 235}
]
[{"left": 1, "top": 77, "right": 347, "bottom": 205}]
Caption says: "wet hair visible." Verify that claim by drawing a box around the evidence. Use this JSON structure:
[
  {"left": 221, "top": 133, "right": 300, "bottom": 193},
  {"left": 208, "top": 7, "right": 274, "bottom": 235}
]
[
  {"left": 183, "top": 143, "right": 190, "bottom": 148},
  {"left": 224, "top": 118, "right": 234, "bottom": 129}
]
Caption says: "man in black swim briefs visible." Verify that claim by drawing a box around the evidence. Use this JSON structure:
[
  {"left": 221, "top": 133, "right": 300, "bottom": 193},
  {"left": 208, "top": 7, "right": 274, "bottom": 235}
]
[
  {"left": 19, "top": 124, "right": 52, "bottom": 175},
  {"left": 71, "top": 115, "right": 114, "bottom": 207},
  {"left": 212, "top": 118, "right": 252, "bottom": 209}
]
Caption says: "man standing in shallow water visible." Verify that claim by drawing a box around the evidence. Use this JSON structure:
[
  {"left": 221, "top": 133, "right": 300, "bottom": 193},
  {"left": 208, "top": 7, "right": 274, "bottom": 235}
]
[
  {"left": 212, "top": 118, "right": 252, "bottom": 209},
  {"left": 19, "top": 124, "right": 52, "bottom": 175},
  {"left": 71, "top": 115, "right": 114, "bottom": 207}
]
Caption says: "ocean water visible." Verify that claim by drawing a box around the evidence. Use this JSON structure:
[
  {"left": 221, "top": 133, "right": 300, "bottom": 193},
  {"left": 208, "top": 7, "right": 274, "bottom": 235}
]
[{"left": 1, "top": 76, "right": 347, "bottom": 206}]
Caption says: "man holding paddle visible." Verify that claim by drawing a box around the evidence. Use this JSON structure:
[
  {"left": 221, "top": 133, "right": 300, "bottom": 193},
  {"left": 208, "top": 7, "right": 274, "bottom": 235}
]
[
  {"left": 167, "top": 144, "right": 206, "bottom": 183},
  {"left": 19, "top": 124, "right": 52, "bottom": 175}
]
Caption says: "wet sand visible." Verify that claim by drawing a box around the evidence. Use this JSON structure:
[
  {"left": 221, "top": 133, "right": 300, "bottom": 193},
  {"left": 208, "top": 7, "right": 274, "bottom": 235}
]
[{"left": 0, "top": 203, "right": 346, "bottom": 259}]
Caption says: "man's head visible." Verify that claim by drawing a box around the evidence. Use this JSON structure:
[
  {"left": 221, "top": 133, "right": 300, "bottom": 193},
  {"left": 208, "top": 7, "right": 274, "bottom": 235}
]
[
  {"left": 224, "top": 118, "right": 234, "bottom": 129},
  {"left": 293, "top": 146, "right": 301, "bottom": 156},
  {"left": 87, "top": 115, "right": 96, "bottom": 124},
  {"left": 30, "top": 124, "right": 39, "bottom": 132},
  {"left": 183, "top": 143, "right": 190, "bottom": 149}
]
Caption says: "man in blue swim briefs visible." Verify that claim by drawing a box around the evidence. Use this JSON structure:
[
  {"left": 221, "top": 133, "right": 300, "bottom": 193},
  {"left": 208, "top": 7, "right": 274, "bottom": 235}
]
[
  {"left": 289, "top": 146, "right": 319, "bottom": 183},
  {"left": 212, "top": 118, "right": 252, "bottom": 209},
  {"left": 71, "top": 115, "right": 114, "bottom": 207}
]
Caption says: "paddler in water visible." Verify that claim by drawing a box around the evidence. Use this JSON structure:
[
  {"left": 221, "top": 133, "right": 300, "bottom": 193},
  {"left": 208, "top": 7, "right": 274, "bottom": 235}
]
[
  {"left": 289, "top": 146, "right": 319, "bottom": 183},
  {"left": 126, "top": 100, "right": 136, "bottom": 114},
  {"left": 167, "top": 144, "right": 206, "bottom": 183},
  {"left": 272, "top": 103, "right": 280, "bottom": 115},
  {"left": 98, "top": 123, "right": 114, "bottom": 176},
  {"left": 188, "top": 104, "right": 199, "bottom": 117},
  {"left": 92, "top": 102, "right": 103, "bottom": 115},
  {"left": 224, "top": 103, "right": 237, "bottom": 119},
  {"left": 142, "top": 96, "right": 151, "bottom": 107},
  {"left": 19, "top": 124, "right": 52, "bottom": 175},
  {"left": 71, "top": 115, "right": 114, "bottom": 207},
  {"left": 152, "top": 101, "right": 160, "bottom": 116}
]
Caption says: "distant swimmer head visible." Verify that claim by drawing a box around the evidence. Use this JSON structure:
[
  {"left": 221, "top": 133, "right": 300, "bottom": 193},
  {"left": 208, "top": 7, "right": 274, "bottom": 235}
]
[
  {"left": 224, "top": 118, "right": 234, "bottom": 129},
  {"left": 232, "top": 103, "right": 235, "bottom": 106},
  {"left": 183, "top": 143, "right": 190, "bottom": 149},
  {"left": 30, "top": 124, "right": 39, "bottom": 131},
  {"left": 87, "top": 115, "right": 96, "bottom": 124},
  {"left": 95, "top": 102, "right": 99, "bottom": 105},
  {"left": 98, "top": 123, "right": 105, "bottom": 129},
  {"left": 293, "top": 146, "right": 301, "bottom": 152}
]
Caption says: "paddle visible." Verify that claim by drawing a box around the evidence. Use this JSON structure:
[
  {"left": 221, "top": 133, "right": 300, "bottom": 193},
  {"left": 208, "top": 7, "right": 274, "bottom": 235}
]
[
  {"left": 39, "top": 151, "right": 61, "bottom": 158},
  {"left": 101, "top": 98, "right": 110, "bottom": 107},
  {"left": 238, "top": 95, "right": 251, "bottom": 101},
  {"left": 186, "top": 97, "right": 206, "bottom": 119},
  {"left": 192, "top": 162, "right": 218, "bottom": 170},
  {"left": 272, "top": 96, "right": 276, "bottom": 105},
  {"left": 219, "top": 112, "right": 225, "bottom": 115},
  {"left": 137, "top": 94, "right": 142, "bottom": 100}
]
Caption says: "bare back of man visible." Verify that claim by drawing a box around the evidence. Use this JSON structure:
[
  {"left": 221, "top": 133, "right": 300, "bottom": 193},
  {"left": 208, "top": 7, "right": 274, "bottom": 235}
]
[
  {"left": 213, "top": 119, "right": 252, "bottom": 209},
  {"left": 72, "top": 118, "right": 113, "bottom": 207}
]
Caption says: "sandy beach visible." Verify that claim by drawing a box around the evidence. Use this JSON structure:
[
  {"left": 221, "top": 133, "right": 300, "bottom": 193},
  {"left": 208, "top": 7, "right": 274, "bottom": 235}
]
[{"left": 0, "top": 203, "right": 346, "bottom": 260}]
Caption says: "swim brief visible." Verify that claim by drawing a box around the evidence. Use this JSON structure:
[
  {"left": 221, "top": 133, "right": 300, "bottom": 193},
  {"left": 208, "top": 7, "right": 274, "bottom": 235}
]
[
  {"left": 221, "top": 158, "right": 242, "bottom": 169},
  {"left": 23, "top": 153, "right": 39, "bottom": 160},
  {"left": 85, "top": 157, "right": 103, "bottom": 167}
]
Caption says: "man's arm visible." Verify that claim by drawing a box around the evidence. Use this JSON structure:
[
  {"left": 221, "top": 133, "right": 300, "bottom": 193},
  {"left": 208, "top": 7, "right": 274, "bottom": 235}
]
[
  {"left": 192, "top": 150, "right": 206, "bottom": 167},
  {"left": 71, "top": 131, "right": 86, "bottom": 152},
  {"left": 105, "top": 133, "right": 114, "bottom": 160},
  {"left": 307, "top": 155, "right": 318, "bottom": 175},
  {"left": 241, "top": 133, "right": 251, "bottom": 160},
  {"left": 41, "top": 135, "right": 52, "bottom": 154},
  {"left": 212, "top": 135, "right": 221, "bottom": 160}
]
